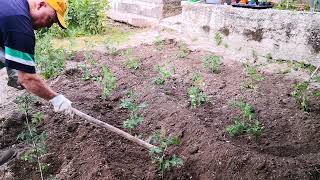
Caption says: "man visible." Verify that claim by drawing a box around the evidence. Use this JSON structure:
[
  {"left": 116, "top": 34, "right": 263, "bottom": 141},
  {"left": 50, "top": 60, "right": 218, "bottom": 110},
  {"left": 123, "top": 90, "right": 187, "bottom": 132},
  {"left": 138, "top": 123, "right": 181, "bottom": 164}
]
[{"left": 0, "top": 0, "right": 72, "bottom": 166}]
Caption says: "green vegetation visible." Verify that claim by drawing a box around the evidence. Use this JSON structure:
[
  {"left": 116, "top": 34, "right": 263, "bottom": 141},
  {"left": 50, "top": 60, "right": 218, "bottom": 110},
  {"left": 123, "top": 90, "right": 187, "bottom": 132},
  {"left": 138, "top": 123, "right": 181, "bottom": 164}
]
[
  {"left": 188, "top": 74, "right": 207, "bottom": 108},
  {"left": 99, "top": 66, "right": 117, "bottom": 99},
  {"left": 275, "top": 0, "right": 310, "bottom": 11},
  {"left": 123, "top": 49, "right": 141, "bottom": 70},
  {"left": 177, "top": 43, "right": 190, "bottom": 58},
  {"left": 291, "top": 81, "right": 310, "bottom": 112},
  {"left": 120, "top": 91, "right": 146, "bottom": 133},
  {"left": 215, "top": 32, "right": 223, "bottom": 46},
  {"left": 35, "top": 34, "right": 67, "bottom": 79},
  {"left": 227, "top": 98, "right": 263, "bottom": 137},
  {"left": 149, "top": 131, "right": 183, "bottom": 177},
  {"left": 17, "top": 94, "right": 49, "bottom": 180},
  {"left": 154, "top": 37, "right": 165, "bottom": 51},
  {"left": 154, "top": 64, "right": 173, "bottom": 85},
  {"left": 242, "top": 63, "right": 264, "bottom": 90},
  {"left": 202, "top": 55, "right": 223, "bottom": 73}
]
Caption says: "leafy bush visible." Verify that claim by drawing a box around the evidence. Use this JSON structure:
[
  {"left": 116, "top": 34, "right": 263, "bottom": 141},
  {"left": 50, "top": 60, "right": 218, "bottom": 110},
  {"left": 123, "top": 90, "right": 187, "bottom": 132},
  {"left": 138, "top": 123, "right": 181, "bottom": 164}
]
[
  {"left": 35, "top": 34, "right": 66, "bottom": 79},
  {"left": 67, "top": 0, "right": 109, "bottom": 35}
]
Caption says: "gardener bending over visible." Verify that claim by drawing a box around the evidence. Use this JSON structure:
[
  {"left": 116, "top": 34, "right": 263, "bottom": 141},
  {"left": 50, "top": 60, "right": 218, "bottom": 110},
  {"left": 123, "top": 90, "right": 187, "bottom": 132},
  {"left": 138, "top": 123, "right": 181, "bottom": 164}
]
[{"left": 0, "top": 0, "right": 72, "bottom": 166}]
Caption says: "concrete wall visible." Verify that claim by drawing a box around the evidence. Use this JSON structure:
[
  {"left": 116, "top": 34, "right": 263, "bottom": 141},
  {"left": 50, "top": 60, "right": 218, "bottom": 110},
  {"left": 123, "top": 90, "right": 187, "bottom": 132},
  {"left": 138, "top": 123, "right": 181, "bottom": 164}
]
[
  {"left": 181, "top": 2, "right": 320, "bottom": 65},
  {"left": 107, "top": 0, "right": 182, "bottom": 27}
]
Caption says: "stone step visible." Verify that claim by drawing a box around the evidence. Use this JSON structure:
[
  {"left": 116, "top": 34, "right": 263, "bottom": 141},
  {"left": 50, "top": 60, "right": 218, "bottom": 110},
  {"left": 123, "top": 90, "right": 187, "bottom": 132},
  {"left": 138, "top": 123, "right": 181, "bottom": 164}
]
[{"left": 107, "top": 10, "right": 160, "bottom": 27}]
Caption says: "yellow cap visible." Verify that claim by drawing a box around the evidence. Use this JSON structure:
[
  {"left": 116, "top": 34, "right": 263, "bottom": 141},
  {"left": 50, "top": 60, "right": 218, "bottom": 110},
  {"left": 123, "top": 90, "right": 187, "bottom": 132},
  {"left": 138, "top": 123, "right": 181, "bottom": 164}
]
[{"left": 45, "top": 0, "right": 68, "bottom": 29}]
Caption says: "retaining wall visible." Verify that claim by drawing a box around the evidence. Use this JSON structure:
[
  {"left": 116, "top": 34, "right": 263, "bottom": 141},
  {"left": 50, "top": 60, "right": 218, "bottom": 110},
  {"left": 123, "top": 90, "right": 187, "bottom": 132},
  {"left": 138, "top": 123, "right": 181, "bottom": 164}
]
[{"left": 181, "top": 2, "right": 320, "bottom": 65}]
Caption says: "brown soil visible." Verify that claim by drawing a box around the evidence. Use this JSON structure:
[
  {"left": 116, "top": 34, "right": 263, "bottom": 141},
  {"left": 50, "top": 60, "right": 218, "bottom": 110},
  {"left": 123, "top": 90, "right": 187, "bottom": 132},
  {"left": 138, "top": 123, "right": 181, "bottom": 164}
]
[{"left": 1, "top": 40, "right": 320, "bottom": 180}]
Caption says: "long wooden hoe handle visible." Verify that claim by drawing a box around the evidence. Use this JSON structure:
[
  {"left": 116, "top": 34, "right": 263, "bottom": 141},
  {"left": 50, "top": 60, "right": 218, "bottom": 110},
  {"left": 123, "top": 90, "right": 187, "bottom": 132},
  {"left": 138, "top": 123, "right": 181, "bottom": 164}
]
[{"left": 71, "top": 108, "right": 156, "bottom": 150}]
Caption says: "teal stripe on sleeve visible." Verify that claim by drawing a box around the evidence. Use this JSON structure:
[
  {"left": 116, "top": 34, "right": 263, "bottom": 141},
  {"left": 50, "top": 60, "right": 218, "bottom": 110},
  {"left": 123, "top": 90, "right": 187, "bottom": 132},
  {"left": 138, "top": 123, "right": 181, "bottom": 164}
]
[{"left": 5, "top": 46, "right": 34, "bottom": 62}]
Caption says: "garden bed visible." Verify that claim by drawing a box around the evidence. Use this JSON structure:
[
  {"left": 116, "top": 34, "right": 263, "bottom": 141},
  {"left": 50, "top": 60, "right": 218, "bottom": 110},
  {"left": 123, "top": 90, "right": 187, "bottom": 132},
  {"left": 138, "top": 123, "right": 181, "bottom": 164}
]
[{"left": 1, "top": 39, "right": 320, "bottom": 180}]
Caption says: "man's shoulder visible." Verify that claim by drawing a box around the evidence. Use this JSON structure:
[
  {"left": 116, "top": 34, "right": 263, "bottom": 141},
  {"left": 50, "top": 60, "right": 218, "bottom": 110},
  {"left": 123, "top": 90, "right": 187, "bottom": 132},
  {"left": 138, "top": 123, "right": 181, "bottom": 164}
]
[{"left": 0, "top": 0, "right": 30, "bottom": 18}]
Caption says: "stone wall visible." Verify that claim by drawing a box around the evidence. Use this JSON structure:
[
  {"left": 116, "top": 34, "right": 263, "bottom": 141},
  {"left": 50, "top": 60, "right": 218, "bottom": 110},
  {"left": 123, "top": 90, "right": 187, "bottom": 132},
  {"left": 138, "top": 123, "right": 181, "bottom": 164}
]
[
  {"left": 107, "top": 0, "right": 182, "bottom": 27},
  {"left": 181, "top": 2, "right": 320, "bottom": 65}
]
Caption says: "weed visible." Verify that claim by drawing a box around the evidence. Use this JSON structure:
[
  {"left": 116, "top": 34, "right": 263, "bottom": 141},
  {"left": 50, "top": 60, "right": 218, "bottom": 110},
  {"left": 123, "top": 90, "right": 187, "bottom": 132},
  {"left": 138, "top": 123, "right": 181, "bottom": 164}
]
[
  {"left": 215, "top": 32, "right": 223, "bottom": 46},
  {"left": 291, "top": 81, "right": 310, "bottom": 112},
  {"left": 149, "top": 131, "right": 183, "bottom": 177},
  {"left": 224, "top": 44, "right": 229, "bottom": 48},
  {"left": 202, "top": 55, "right": 223, "bottom": 73},
  {"left": 99, "top": 66, "right": 116, "bottom": 99},
  {"left": 177, "top": 43, "right": 190, "bottom": 59},
  {"left": 154, "top": 64, "right": 173, "bottom": 85},
  {"left": 314, "top": 91, "right": 320, "bottom": 97},
  {"left": 120, "top": 91, "right": 146, "bottom": 133},
  {"left": 227, "top": 98, "right": 263, "bottom": 138},
  {"left": 16, "top": 94, "right": 49, "bottom": 180}
]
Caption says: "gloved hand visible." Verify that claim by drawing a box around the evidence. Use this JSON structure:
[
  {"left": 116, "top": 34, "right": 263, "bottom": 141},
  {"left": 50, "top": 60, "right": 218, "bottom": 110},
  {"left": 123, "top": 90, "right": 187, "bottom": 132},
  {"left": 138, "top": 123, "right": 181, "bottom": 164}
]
[{"left": 49, "top": 94, "right": 73, "bottom": 116}]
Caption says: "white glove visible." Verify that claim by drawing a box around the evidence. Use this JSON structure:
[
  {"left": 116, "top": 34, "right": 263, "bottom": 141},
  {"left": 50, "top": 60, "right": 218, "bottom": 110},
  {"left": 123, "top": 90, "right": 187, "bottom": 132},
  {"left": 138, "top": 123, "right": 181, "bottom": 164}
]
[{"left": 50, "top": 94, "right": 73, "bottom": 116}]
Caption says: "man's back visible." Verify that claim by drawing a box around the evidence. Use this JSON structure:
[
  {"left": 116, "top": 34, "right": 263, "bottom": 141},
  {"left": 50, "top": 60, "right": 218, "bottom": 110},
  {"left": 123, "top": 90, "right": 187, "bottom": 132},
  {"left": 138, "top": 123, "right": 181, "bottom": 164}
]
[{"left": 0, "top": 0, "right": 36, "bottom": 74}]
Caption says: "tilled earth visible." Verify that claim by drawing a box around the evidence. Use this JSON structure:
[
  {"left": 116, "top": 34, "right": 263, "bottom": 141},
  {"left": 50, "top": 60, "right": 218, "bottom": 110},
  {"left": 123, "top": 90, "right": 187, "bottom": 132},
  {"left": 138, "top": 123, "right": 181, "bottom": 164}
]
[{"left": 1, "top": 40, "right": 320, "bottom": 180}]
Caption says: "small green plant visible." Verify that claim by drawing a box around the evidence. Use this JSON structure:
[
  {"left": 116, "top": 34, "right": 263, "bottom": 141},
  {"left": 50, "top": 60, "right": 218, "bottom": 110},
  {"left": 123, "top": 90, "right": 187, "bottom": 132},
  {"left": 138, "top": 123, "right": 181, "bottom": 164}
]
[
  {"left": 177, "top": 43, "right": 190, "bottom": 58},
  {"left": 191, "top": 73, "right": 205, "bottom": 88},
  {"left": 99, "top": 66, "right": 116, "bottom": 99},
  {"left": 314, "top": 91, "right": 320, "bottom": 97},
  {"left": 79, "top": 63, "right": 92, "bottom": 81},
  {"left": 224, "top": 44, "right": 229, "bottom": 48},
  {"left": 243, "top": 64, "right": 264, "bottom": 81},
  {"left": 120, "top": 91, "right": 146, "bottom": 133},
  {"left": 227, "top": 98, "right": 263, "bottom": 138},
  {"left": 149, "top": 131, "right": 183, "bottom": 177},
  {"left": 188, "top": 87, "right": 207, "bottom": 108},
  {"left": 154, "top": 37, "right": 165, "bottom": 51},
  {"left": 312, "top": 76, "right": 320, "bottom": 83},
  {"left": 16, "top": 94, "right": 49, "bottom": 180},
  {"left": 226, "top": 117, "right": 246, "bottom": 137},
  {"left": 242, "top": 63, "right": 264, "bottom": 90},
  {"left": 291, "top": 81, "right": 310, "bottom": 112},
  {"left": 215, "top": 32, "right": 223, "bottom": 46},
  {"left": 202, "top": 55, "right": 223, "bottom": 73},
  {"left": 123, "top": 49, "right": 141, "bottom": 70},
  {"left": 154, "top": 64, "right": 173, "bottom": 85},
  {"left": 188, "top": 74, "right": 207, "bottom": 108}
]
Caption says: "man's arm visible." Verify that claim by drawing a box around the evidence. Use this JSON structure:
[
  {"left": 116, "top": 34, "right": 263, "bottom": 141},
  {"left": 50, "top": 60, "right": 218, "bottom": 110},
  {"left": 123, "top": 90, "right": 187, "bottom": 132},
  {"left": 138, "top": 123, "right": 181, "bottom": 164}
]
[{"left": 18, "top": 71, "right": 57, "bottom": 100}]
